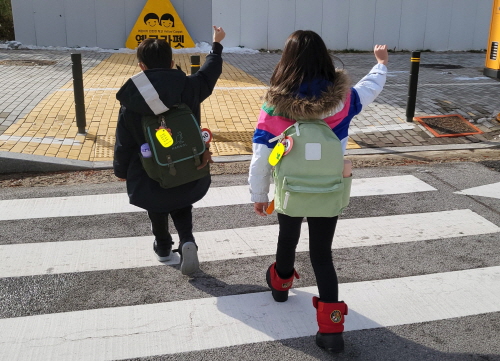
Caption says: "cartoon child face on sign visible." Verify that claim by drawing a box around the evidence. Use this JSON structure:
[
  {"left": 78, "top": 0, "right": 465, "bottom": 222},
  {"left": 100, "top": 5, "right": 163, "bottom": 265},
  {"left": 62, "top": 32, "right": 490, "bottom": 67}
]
[
  {"left": 160, "top": 13, "right": 175, "bottom": 28},
  {"left": 144, "top": 13, "right": 159, "bottom": 27}
]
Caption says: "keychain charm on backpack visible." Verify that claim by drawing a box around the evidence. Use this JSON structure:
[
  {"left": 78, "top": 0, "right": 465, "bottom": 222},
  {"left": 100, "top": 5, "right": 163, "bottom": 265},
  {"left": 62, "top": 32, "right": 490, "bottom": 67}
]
[
  {"left": 201, "top": 128, "right": 212, "bottom": 144},
  {"left": 269, "top": 142, "right": 285, "bottom": 166},
  {"left": 156, "top": 117, "right": 174, "bottom": 148}
]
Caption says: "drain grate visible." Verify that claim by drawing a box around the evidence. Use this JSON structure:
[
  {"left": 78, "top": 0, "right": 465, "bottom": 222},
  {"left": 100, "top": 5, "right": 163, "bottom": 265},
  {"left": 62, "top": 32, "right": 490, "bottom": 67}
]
[{"left": 0, "top": 59, "right": 57, "bottom": 66}]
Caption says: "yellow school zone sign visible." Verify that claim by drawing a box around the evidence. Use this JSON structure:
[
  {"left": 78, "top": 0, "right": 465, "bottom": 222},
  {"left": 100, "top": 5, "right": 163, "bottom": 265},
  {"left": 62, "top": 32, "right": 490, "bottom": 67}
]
[{"left": 126, "top": 0, "right": 195, "bottom": 49}]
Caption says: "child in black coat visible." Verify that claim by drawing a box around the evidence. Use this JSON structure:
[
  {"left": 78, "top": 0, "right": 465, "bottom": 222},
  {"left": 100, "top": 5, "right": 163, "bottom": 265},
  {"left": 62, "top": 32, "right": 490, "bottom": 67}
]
[{"left": 114, "top": 26, "right": 226, "bottom": 275}]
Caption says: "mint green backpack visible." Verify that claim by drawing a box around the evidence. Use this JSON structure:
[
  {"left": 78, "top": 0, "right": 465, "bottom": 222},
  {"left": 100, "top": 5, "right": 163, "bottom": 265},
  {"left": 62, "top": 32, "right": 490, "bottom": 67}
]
[{"left": 272, "top": 120, "right": 352, "bottom": 217}]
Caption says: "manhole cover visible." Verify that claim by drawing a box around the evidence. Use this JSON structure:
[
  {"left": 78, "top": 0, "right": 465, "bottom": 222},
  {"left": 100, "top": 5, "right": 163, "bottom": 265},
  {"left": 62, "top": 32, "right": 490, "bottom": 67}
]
[
  {"left": 420, "top": 64, "right": 463, "bottom": 69},
  {"left": 0, "top": 59, "right": 57, "bottom": 66},
  {"left": 415, "top": 114, "right": 483, "bottom": 137}
]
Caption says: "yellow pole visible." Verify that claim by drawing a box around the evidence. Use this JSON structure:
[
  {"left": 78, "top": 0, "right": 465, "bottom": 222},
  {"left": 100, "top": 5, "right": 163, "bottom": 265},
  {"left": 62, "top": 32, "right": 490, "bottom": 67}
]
[{"left": 484, "top": 0, "right": 500, "bottom": 79}]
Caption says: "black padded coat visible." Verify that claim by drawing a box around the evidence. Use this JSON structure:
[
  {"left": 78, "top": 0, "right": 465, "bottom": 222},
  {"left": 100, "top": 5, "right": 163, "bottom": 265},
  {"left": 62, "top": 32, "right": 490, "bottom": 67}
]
[{"left": 113, "top": 43, "right": 223, "bottom": 212}]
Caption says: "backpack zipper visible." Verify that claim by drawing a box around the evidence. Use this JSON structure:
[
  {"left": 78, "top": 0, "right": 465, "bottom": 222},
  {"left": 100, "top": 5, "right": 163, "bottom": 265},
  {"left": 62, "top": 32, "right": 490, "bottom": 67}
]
[{"left": 283, "top": 191, "right": 290, "bottom": 209}]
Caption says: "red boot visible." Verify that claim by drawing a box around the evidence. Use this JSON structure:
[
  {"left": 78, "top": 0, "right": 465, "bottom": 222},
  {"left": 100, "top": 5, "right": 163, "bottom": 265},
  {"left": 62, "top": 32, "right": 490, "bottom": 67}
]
[
  {"left": 265, "top": 262, "right": 300, "bottom": 302},
  {"left": 313, "top": 296, "right": 348, "bottom": 353}
]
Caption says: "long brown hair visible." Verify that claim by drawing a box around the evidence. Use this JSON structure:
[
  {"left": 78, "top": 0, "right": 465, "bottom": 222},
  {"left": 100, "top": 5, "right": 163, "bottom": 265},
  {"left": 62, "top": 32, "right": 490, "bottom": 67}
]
[{"left": 267, "top": 30, "right": 336, "bottom": 98}]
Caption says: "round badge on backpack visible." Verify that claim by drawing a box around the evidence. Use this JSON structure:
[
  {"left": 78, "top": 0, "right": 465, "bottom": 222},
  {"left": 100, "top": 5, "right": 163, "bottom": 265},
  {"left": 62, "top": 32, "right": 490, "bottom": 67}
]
[
  {"left": 201, "top": 128, "right": 212, "bottom": 143},
  {"left": 282, "top": 136, "right": 293, "bottom": 156}
]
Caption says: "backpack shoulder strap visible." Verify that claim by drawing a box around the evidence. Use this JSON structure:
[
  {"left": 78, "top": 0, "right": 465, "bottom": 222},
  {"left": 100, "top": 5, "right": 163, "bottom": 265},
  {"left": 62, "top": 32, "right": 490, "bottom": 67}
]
[{"left": 131, "top": 71, "right": 169, "bottom": 115}]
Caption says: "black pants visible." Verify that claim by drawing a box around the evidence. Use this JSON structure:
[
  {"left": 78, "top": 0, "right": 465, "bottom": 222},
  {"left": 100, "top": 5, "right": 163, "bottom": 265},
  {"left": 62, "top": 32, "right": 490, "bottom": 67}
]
[
  {"left": 147, "top": 205, "right": 194, "bottom": 245},
  {"left": 276, "top": 213, "right": 339, "bottom": 302}
]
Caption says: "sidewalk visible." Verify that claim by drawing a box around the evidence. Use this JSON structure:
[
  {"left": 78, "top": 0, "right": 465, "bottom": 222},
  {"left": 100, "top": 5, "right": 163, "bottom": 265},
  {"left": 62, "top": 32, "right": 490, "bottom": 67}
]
[{"left": 0, "top": 49, "right": 499, "bottom": 173}]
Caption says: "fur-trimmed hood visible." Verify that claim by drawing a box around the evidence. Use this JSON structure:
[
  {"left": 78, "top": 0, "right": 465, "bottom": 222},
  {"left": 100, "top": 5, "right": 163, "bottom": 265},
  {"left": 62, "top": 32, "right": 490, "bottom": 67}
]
[{"left": 264, "top": 69, "right": 351, "bottom": 119}]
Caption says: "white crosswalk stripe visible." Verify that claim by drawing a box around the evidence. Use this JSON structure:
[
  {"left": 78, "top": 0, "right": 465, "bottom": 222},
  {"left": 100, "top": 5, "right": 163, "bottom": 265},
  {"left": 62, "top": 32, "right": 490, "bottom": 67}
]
[
  {"left": 2, "top": 267, "right": 499, "bottom": 360},
  {"left": 1, "top": 209, "right": 498, "bottom": 278},
  {"left": 0, "top": 175, "right": 435, "bottom": 220},
  {"left": 0, "top": 174, "right": 498, "bottom": 360}
]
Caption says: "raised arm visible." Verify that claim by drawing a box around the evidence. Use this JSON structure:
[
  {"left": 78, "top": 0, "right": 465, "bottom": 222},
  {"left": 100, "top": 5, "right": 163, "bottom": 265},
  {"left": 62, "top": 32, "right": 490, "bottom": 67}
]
[{"left": 353, "top": 44, "right": 388, "bottom": 110}]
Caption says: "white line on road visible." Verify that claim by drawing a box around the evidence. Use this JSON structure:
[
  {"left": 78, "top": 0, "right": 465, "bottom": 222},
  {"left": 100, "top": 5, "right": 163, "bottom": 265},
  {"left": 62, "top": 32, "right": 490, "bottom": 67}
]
[
  {"left": 0, "top": 176, "right": 436, "bottom": 221},
  {"left": 1, "top": 209, "right": 496, "bottom": 277},
  {"left": 1, "top": 267, "right": 498, "bottom": 360},
  {"left": 455, "top": 182, "right": 500, "bottom": 200}
]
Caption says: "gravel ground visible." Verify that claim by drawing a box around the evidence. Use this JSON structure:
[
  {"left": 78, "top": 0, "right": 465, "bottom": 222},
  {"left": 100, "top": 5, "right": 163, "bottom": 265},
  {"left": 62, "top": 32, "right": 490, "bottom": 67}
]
[{"left": 0, "top": 148, "right": 499, "bottom": 188}]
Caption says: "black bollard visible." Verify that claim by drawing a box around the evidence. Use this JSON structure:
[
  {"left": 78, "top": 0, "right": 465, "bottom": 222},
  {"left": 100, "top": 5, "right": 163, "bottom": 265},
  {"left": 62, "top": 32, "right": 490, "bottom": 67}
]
[
  {"left": 71, "top": 53, "right": 87, "bottom": 134},
  {"left": 191, "top": 55, "right": 200, "bottom": 75},
  {"left": 406, "top": 51, "right": 421, "bottom": 122}
]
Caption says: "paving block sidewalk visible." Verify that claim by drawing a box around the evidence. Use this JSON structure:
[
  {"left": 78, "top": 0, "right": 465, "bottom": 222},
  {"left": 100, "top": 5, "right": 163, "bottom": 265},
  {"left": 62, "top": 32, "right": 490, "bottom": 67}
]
[
  {"left": 0, "top": 49, "right": 499, "bottom": 165},
  {"left": 0, "top": 53, "right": 267, "bottom": 161}
]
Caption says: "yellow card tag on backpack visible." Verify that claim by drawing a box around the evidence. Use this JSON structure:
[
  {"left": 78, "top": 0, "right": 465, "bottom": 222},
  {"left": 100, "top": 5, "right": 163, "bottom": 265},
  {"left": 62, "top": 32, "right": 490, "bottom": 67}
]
[
  {"left": 269, "top": 142, "right": 285, "bottom": 166},
  {"left": 156, "top": 128, "right": 173, "bottom": 148}
]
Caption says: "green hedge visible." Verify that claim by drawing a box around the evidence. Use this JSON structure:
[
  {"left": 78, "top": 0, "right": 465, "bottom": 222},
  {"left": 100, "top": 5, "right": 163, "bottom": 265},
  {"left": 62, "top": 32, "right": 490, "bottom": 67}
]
[{"left": 0, "top": 0, "right": 15, "bottom": 41}]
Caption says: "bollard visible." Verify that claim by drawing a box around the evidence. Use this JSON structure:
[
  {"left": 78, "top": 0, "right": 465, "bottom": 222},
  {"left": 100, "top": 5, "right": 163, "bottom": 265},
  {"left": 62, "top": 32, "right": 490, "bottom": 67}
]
[
  {"left": 190, "top": 55, "right": 200, "bottom": 75},
  {"left": 71, "top": 53, "right": 87, "bottom": 134},
  {"left": 406, "top": 51, "right": 421, "bottom": 122}
]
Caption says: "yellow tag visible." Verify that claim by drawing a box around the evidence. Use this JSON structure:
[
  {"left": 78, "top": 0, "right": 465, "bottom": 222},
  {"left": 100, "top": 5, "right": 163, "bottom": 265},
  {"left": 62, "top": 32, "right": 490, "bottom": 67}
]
[
  {"left": 269, "top": 143, "right": 285, "bottom": 166},
  {"left": 156, "top": 128, "right": 174, "bottom": 147}
]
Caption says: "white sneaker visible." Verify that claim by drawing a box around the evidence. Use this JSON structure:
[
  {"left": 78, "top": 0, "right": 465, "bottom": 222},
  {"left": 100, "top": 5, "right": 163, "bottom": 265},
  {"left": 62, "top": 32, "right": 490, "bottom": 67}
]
[{"left": 180, "top": 241, "right": 199, "bottom": 275}]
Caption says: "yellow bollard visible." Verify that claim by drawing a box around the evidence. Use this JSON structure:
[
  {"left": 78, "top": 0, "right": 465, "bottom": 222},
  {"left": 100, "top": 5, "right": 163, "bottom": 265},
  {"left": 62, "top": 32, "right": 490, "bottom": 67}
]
[{"left": 484, "top": 0, "right": 500, "bottom": 79}]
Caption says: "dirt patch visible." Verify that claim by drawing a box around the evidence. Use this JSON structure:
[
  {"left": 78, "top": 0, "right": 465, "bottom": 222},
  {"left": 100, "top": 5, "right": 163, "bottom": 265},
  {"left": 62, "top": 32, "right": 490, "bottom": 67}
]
[
  {"left": 0, "top": 162, "right": 252, "bottom": 188},
  {"left": 1, "top": 148, "right": 499, "bottom": 188},
  {"left": 0, "top": 59, "right": 57, "bottom": 66},
  {"left": 415, "top": 115, "right": 483, "bottom": 137}
]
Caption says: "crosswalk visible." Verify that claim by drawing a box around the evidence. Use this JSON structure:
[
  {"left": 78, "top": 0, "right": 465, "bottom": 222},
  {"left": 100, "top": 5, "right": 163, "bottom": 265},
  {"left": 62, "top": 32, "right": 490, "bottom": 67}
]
[{"left": 1, "top": 173, "right": 499, "bottom": 360}]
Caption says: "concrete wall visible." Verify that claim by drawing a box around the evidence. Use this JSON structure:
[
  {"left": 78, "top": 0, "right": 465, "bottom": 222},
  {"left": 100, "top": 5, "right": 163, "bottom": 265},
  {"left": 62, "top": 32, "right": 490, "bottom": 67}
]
[{"left": 12, "top": 0, "right": 492, "bottom": 50}]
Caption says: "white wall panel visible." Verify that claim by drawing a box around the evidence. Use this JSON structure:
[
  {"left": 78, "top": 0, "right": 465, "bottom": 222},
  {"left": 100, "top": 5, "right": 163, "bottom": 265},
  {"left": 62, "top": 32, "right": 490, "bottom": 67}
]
[
  {"left": 347, "top": 0, "right": 376, "bottom": 50},
  {"left": 11, "top": 0, "right": 36, "bottom": 45},
  {"left": 95, "top": 0, "right": 126, "bottom": 49},
  {"left": 241, "top": 0, "right": 268, "bottom": 49},
  {"left": 65, "top": 0, "right": 97, "bottom": 47},
  {"left": 399, "top": 0, "right": 427, "bottom": 51},
  {"left": 374, "top": 0, "right": 401, "bottom": 50},
  {"left": 295, "top": 0, "right": 322, "bottom": 34},
  {"left": 171, "top": 0, "right": 184, "bottom": 19},
  {"left": 424, "top": 0, "right": 454, "bottom": 51},
  {"left": 124, "top": 0, "right": 145, "bottom": 42},
  {"left": 473, "top": 0, "right": 493, "bottom": 50},
  {"left": 182, "top": 0, "right": 212, "bottom": 43},
  {"left": 448, "top": 0, "right": 476, "bottom": 50},
  {"left": 32, "top": 0, "right": 67, "bottom": 46},
  {"left": 212, "top": 0, "right": 241, "bottom": 47},
  {"left": 11, "top": 0, "right": 495, "bottom": 50},
  {"left": 267, "top": 0, "right": 295, "bottom": 49},
  {"left": 321, "top": 0, "right": 350, "bottom": 49}
]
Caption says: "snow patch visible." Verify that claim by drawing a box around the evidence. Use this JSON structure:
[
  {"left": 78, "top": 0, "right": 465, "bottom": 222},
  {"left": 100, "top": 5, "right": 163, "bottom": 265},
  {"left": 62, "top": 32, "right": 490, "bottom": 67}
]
[{"left": 0, "top": 41, "right": 259, "bottom": 54}]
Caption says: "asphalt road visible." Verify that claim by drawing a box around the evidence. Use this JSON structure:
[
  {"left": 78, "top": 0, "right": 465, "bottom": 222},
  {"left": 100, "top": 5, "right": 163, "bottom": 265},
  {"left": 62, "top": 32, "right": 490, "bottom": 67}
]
[{"left": 0, "top": 161, "right": 499, "bottom": 361}]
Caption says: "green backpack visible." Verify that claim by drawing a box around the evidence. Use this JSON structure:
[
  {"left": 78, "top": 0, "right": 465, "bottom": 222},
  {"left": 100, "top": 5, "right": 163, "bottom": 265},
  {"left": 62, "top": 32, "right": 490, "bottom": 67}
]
[
  {"left": 139, "top": 104, "right": 209, "bottom": 189},
  {"left": 272, "top": 120, "right": 351, "bottom": 217}
]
